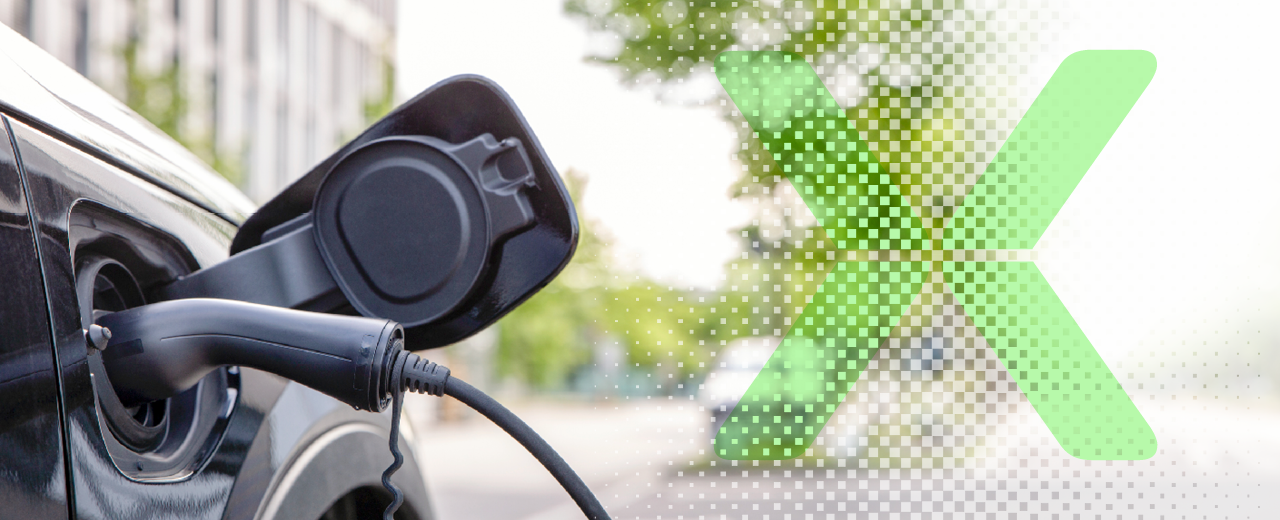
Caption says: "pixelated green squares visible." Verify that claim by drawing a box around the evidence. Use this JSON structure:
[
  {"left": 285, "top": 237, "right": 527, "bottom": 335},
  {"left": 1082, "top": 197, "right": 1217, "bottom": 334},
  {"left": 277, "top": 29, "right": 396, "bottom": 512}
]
[
  {"left": 714, "top": 262, "right": 927, "bottom": 460},
  {"left": 712, "top": 50, "right": 1157, "bottom": 462},
  {"left": 715, "top": 51, "right": 929, "bottom": 250},
  {"left": 943, "top": 51, "right": 1156, "bottom": 250},
  {"left": 943, "top": 262, "right": 1156, "bottom": 459}
]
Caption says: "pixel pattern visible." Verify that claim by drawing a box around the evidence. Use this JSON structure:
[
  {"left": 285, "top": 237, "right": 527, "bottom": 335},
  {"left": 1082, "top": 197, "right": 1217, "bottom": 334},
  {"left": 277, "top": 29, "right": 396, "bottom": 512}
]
[{"left": 713, "top": 49, "right": 1156, "bottom": 461}]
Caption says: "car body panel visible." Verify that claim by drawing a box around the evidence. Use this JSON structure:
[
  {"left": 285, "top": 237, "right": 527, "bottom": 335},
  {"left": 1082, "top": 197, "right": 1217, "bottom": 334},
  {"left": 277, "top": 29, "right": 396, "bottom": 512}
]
[
  {"left": 239, "top": 384, "right": 430, "bottom": 520},
  {"left": 11, "top": 117, "right": 250, "bottom": 519},
  {"left": 0, "top": 117, "right": 68, "bottom": 519}
]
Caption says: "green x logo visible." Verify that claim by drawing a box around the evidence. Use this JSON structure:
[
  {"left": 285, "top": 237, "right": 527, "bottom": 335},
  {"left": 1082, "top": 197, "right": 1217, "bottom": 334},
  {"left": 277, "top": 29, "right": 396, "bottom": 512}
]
[{"left": 713, "top": 50, "right": 1157, "bottom": 461}]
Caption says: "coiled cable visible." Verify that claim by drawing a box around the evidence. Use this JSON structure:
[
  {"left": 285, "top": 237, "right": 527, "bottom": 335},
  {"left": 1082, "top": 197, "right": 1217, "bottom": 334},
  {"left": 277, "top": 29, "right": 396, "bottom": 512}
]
[{"left": 382, "top": 388, "right": 406, "bottom": 520}]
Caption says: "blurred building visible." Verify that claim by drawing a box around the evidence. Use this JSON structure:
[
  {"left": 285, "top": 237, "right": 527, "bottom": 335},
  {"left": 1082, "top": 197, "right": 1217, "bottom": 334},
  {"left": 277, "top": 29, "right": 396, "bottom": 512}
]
[{"left": 0, "top": 0, "right": 396, "bottom": 203}]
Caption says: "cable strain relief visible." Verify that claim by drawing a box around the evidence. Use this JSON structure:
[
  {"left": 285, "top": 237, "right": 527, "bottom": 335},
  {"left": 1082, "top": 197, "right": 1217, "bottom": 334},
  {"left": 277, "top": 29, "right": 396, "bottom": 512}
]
[{"left": 399, "top": 352, "right": 450, "bottom": 397}]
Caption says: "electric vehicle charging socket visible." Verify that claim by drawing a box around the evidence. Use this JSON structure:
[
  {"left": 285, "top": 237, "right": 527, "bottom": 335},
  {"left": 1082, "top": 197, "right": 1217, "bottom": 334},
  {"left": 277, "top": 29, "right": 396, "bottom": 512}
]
[
  {"left": 97, "top": 76, "right": 604, "bottom": 519},
  {"left": 162, "top": 76, "right": 579, "bottom": 351}
]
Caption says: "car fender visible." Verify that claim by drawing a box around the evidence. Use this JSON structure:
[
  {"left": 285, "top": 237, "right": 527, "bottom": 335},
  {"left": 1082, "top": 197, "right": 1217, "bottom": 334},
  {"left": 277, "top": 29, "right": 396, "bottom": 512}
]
[{"left": 226, "top": 379, "right": 433, "bottom": 520}]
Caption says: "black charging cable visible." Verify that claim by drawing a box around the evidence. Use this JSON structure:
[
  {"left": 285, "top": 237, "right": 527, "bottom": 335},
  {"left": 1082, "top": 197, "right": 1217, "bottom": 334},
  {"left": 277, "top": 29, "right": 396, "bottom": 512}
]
[
  {"left": 382, "top": 348, "right": 610, "bottom": 520},
  {"left": 382, "top": 388, "right": 407, "bottom": 519}
]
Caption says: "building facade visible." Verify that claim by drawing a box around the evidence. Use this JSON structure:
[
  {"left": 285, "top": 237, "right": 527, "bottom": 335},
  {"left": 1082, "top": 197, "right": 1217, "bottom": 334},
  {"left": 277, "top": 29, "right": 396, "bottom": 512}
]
[{"left": 0, "top": 0, "right": 396, "bottom": 203}]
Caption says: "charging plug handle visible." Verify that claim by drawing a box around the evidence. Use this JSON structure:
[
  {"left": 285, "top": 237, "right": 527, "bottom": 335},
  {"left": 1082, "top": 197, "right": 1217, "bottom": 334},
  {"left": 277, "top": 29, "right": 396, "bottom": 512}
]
[
  {"left": 98, "top": 298, "right": 610, "bottom": 520},
  {"left": 99, "top": 298, "right": 403, "bottom": 412}
]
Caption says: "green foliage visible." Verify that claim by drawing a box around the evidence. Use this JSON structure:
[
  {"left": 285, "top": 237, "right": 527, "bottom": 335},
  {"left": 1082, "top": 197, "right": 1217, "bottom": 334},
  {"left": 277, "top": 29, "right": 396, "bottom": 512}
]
[
  {"left": 565, "top": 0, "right": 970, "bottom": 197},
  {"left": 718, "top": 220, "right": 833, "bottom": 344},
  {"left": 120, "top": 33, "right": 184, "bottom": 139},
  {"left": 363, "top": 58, "right": 397, "bottom": 124},
  {"left": 117, "top": 6, "right": 244, "bottom": 186},
  {"left": 599, "top": 281, "right": 720, "bottom": 378},
  {"left": 563, "top": 0, "right": 986, "bottom": 363},
  {"left": 494, "top": 276, "right": 599, "bottom": 387},
  {"left": 523, "top": 1, "right": 995, "bottom": 388},
  {"left": 564, "top": 0, "right": 955, "bottom": 84},
  {"left": 496, "top": 171, "right": 721, "bottom": 388},
  {"left": 565, "top": 0, "right": 732, "bottom": 80}
]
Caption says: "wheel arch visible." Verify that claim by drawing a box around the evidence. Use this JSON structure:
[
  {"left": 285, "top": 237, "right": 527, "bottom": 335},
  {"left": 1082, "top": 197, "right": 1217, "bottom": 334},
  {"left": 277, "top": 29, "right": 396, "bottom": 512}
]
[{"left": 242, "top": 381, "right": 433, "bottom": 520}]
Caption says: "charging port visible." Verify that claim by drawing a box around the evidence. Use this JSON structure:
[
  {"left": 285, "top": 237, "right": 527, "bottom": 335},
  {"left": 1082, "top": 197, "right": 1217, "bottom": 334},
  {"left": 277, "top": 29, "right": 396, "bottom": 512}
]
[
  {"left": 71, "top": 203, "right": 236, "bottom": 481},
  {"left": 78, "top": 255, "right": 167, "bottom": 451}
]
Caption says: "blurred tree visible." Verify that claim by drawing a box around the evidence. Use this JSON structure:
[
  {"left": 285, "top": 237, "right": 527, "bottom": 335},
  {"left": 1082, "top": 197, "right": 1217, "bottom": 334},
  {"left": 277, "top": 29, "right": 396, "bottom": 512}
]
[
  {"left": 600, "top": 279, "right": 720, "bottom": 381},
  {"left": 496, "top": 170, "right": 722, "bottom": 389},
  {"left": 565, "top": 0, "right": 984, "bottom": 343},
  {"left": 565, "top": 0, "right": 948, "bottom": 84},
  {"left": 118, "top": 13, "right": 244, "bottom": 186},
  {"left": 120, "top": 31, "right": 183, "bottom": 140},
  {"left": 565, "top": 0, "right": 1050, "bottom": 466},
  {"left": 363, "top": 59, "right": 398, "bottom": 124}
]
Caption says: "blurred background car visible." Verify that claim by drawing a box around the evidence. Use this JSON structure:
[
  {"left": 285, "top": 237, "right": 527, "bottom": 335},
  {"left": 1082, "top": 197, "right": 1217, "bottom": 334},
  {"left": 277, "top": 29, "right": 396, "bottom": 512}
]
[{"left": 700, "top": 337, "right": 776, "bottom": 437}]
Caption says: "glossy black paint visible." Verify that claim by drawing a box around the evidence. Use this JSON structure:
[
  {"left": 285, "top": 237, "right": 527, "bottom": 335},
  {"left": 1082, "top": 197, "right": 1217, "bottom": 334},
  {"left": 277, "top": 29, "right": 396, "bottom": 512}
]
[
  {"left": 230, "top": 76, "right": 579, "bottom": 350},
  {"left": 10, "top": 119, "right": 283, "bottom": 518},
  {"left": 0, "top": 24, "right": 433, "bottom": 519},
  {"left": 10, "top": 117, "right": 252, "bottom": 518},
  {"left": 0, "top": 118, "right": 67, "bottom": 518}
]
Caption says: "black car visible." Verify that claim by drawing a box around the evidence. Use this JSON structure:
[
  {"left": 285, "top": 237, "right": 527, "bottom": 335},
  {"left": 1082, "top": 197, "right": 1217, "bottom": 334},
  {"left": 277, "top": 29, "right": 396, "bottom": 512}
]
[
  {"left": 0, "top": 15, "right": 585, "bottom": 520},
  {"left": 0, "top": 21, "right": 436, "bottom": 520}
]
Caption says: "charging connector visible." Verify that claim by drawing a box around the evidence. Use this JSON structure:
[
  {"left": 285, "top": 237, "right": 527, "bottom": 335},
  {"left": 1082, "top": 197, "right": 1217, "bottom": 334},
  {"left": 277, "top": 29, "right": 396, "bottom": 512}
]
[{"left": 97, "top": 299, "right": 610, "bottom": 520}]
